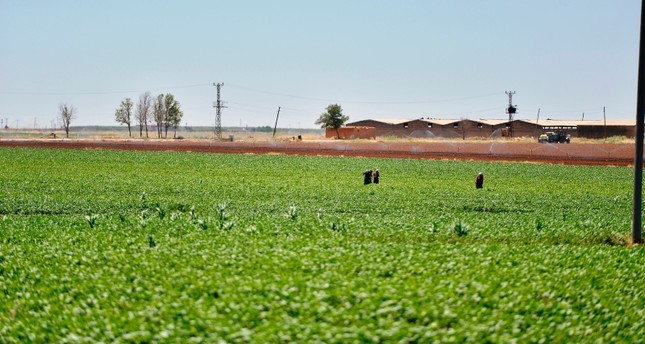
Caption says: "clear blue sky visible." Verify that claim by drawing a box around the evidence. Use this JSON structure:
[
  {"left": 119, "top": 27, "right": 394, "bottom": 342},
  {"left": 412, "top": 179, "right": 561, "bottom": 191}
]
[{"left": 0, "top": 0, "right": 641, "bottom": 129}]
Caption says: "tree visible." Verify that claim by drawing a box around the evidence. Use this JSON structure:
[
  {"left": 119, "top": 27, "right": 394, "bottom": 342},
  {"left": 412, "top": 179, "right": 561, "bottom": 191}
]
[
  {"left": 315, "top": 104, "right": 348, "bottom": 139},
  {"left": 58, "top": 103, "right": 77, "bottom": 138},
  {"left": 163, "top": 94, "right": 173, "bottom": 138},
  {"left": 136, "top": 92, "right": 152, "bottom": 138},
  {"left": 115, "top": 98, "right": 133, "bottom": 137},
  {"left": 152, "top": 93, "right": 183, "bottom": 139},
  {"left": 164, "top": 94, "right": 183, "bottom": 138},
  {"left": 153, "top": 94, "right": 166, "bottom": 138}
]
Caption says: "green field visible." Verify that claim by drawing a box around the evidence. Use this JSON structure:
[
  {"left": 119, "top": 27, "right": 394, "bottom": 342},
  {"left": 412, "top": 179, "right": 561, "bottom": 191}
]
[{"left": 1, "top": 147, "right": 643, "bottom": 343}]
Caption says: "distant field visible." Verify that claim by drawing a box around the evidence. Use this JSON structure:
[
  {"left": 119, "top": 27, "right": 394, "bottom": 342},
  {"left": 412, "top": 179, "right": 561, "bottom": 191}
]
[
  {"left": 0, "top": 147, "right": 643, "bottom": 342},
  {"left": 0, "top": 127, "right": 325, "bottom": 141},
  {"left": 0, "top": 126, "right": 634, "bottom": 143}
]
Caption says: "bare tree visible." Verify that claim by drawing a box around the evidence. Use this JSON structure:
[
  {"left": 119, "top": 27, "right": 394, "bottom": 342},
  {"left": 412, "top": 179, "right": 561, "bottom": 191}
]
[
  {"left": 153, "top": 94, "right": 165, "bottom": 138},
  {"left": 115, "top": 98, "right": 133, "bottom": 137},
  {"left": 58, "top": 103, "right": 77, "bottom": 138},
  {"left": 136, "top": 91, "right": 152, "bottom": 138}
]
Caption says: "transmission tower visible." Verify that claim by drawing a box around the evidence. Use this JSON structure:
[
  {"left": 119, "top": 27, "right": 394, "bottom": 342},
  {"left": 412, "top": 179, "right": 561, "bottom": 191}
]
[
  {"left": 505, "top": 91, "right": 517, "bottom": 137},
  {"left": 213, "top": 82, "right": 227, "bottom": 139}
]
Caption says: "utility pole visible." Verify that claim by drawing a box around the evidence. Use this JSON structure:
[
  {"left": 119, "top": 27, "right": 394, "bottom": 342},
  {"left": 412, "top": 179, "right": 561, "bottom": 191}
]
[
  {"left": 535, "top": 108, "right": 541, "bottom": 137},
  {"left": 505, "top": 91, "right": 517, "bottom": 137},
  {"left": 213, "top": 82, "right": 227, "bottom": 140},
  {"left": 632, "top": 0, "right": 644, "bottom": 245},
  {"left": 272, "top": 107, "right": 281, "bottom": 138},
  {"left": 603, "top": 106, "right": 607, "bottom": 141}
]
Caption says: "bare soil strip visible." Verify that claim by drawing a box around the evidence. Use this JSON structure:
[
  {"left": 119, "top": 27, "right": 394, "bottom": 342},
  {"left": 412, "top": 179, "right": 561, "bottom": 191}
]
[{"left": 0, "top": 139, "right": 636, "bottom": 166}]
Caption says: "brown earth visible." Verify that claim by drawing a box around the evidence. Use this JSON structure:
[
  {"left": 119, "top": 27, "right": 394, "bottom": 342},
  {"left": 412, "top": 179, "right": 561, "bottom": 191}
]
[{"left": 0, "top": 138, "right": 639, "bottom": 166}]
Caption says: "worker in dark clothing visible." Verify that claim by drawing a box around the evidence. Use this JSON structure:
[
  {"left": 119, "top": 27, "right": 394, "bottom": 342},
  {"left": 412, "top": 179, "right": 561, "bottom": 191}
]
[
  {"left": 475, "top": 172, "right": 484, "bottom": 189},
  {"left": 373, "top": 169, "right": 380, "bottom": 184},
  {"left": 363, "top": 169, "right": 372, "bottom": 185}
]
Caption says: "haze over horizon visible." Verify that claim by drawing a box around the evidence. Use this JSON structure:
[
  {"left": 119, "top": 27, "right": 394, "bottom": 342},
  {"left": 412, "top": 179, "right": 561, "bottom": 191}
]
[{"left": 1, "top": 1, "right": 641, "bottom": 129}]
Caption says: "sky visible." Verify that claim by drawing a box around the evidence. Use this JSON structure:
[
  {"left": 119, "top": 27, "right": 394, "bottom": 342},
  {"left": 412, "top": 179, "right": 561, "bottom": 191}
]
[{"left": 0, "top": 0, "right": 642, "bottom": 129}]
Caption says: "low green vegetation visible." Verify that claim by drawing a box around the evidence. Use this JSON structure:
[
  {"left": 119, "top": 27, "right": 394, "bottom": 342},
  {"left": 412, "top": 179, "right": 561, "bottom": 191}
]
[{"left": 0, "top": 148, "right": 643, "bottom": 342}]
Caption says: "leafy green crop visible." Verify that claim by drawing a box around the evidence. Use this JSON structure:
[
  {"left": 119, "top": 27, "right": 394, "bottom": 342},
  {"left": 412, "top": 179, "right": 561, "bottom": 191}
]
[{"left": 0, "top": 147, "right": 643, "bottom": 342}]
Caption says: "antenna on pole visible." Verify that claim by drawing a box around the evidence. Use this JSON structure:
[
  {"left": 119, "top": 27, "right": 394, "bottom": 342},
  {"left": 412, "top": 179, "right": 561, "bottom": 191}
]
[
  {"left": 505, "top": 91, "right": 517, "bottom": 137},
  {"left": 213, "top": 82, "right": 227, "bottom": 140}
]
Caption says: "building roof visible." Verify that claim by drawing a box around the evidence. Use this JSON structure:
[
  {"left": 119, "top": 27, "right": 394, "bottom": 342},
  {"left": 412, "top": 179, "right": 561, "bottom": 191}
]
[
  {"left": 355, "top": 118, "right": 410, "bottom": 125},
  {"left": 520, "top": 119, "right": 636, "bottom": 127},
  {"left": 349, "top": 117, "right": 636, "bottom": 127},
  {"left": 471, "top": 119, "right": 510, "bottom": 126},
  {"left": 349, "top": 118, "right": 461, "bottom": 125},
  {"left": 426, "top": 118, "right": 462, "bottom": 125}
]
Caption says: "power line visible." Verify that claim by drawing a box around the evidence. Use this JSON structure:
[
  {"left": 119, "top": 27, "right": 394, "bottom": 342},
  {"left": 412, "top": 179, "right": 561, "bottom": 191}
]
[
  {"left": 226, "top": 101, "right": 305, "bottom": 114},
  {"left": 227, "top": 83, "right": 501, "bottom": 105},
  {"left": 0, "top": 83, "right": 212, "bottom": 96},
  {"left": 226, "top": 101, "right": 275, "bottom": 112}
]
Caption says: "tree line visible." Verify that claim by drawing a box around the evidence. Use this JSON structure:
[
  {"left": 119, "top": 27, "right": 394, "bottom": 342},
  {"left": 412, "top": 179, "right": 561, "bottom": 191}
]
[
  {"left": 115, "top": 92, "right": 183, "bottom": 139},
  {"left": 55, "top": 92, "right": 183, "bottom": 139},
  {"left": 56, "top": 97, "right": 346, "bottom": 140}
]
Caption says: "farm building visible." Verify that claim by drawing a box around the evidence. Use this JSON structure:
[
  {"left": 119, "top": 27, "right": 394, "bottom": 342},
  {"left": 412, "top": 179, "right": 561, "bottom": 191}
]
[
  {"left": 345, "top": 118, "right": 636, "bottom": 139},
  {"left": 525, "top": 119, "right": 636, "bottom": 139},
  {"left": 345, "top": 118, "right": 491, "bottom": 139},
  {"left": 325, "top": 126, "right": 376, "bottom": 139}
]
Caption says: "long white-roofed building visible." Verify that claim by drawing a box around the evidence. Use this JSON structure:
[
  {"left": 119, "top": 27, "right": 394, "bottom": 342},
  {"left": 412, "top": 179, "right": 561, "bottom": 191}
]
[{"left": 345, "top": 118, "right": 636, "bottom": 139}]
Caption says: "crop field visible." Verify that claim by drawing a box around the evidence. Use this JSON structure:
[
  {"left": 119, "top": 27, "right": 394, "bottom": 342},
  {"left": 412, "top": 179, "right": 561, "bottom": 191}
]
[{"left": 0, "top": 147, "right": 643, "bottom": 342}]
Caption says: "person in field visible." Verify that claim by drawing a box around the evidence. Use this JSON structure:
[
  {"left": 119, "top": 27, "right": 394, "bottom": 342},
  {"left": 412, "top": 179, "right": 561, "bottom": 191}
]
[
  {"left": 363, "top": 169, "right": 372, "bottom": 185},
  {"left": 475, "top": 172, "right": 484, "bottom": 189},
  {"left": 373, "top": 169, "right": 380, "bottom": 184}
]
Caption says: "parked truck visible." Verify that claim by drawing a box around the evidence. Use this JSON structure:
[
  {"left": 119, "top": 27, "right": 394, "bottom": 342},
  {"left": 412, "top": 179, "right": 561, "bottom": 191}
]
[{"left": 538, "top": 131, "right": 571, "bottom": 143}]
